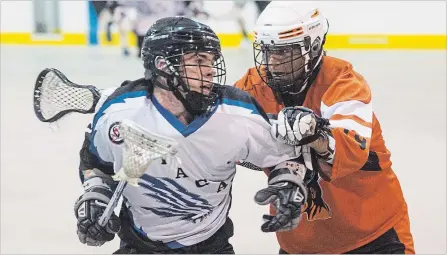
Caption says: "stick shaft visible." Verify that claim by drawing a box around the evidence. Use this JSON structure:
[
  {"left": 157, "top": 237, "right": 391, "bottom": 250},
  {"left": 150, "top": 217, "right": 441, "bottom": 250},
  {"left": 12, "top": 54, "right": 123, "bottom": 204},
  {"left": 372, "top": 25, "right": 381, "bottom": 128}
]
[{"left": 98, "top": 180, "right": 127, "bottom": 227}]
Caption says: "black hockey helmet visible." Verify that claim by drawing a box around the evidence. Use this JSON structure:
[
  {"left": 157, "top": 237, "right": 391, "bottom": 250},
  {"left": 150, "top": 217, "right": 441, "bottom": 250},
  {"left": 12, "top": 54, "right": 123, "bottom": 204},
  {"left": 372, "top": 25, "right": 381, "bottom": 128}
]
[{"left": 141, "top": 16, "right": 226, "bottom": 116}]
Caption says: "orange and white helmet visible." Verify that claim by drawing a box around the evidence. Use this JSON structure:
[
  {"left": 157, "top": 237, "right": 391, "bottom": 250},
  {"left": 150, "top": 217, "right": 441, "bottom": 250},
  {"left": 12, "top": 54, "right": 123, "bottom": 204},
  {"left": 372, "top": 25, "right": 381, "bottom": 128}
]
[{"left": 253, "top": 1, "right": 329, "bottom": 95}]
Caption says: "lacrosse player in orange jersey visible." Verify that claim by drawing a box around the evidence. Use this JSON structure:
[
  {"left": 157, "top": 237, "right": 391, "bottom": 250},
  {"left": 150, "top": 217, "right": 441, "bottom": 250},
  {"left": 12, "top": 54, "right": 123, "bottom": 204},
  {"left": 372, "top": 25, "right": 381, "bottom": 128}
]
[{"left": 236, "top": 1, "right": 415, "bottom": 254}]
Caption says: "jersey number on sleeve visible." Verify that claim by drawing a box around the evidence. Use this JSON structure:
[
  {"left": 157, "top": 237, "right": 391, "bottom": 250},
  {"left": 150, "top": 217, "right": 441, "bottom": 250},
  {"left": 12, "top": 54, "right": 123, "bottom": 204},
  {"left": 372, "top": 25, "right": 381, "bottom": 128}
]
[{"left": 343, "top": 129, "right": 367, "bottom": 150}]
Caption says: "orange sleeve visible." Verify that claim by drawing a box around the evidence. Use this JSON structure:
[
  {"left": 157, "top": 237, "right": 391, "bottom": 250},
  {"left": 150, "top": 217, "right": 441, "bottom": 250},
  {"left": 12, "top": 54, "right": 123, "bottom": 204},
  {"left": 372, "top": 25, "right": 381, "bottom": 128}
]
[{"left": 320, "top": 68, "right": 373, "bottom": 179}]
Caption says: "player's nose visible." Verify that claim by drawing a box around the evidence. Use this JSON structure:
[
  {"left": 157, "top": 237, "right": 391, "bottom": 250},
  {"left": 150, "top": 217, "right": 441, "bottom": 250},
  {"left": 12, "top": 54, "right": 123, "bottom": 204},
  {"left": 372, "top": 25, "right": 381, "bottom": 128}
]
[{"left": 201, "top": 67, "right": 215, "bottom": 81}]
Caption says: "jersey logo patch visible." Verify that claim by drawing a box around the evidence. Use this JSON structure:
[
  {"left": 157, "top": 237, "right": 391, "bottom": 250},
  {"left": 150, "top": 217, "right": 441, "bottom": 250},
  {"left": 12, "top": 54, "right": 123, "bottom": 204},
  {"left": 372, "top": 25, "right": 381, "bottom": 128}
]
[
  {"left": 108, "top": 122, "right": 123, "bottom": 144},
  {"left": 302, "top": 173, "right": 331, "bottom": 221}
]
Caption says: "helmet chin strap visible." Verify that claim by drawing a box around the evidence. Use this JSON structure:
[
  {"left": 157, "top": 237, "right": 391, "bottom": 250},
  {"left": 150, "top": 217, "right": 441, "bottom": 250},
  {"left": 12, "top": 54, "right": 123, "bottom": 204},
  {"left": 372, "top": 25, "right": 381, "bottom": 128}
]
[
  {"left": 275, "top": 81, "right": 310, "bottom": 107},
  {"left": 169, "top": 78, "right": 216, "bottom": 117},
  {"left": 172, "top": 88, "right": 204, "bottom": 116},
  {"left": 287, "top": 78, "right": 310, "bottom": 95}
]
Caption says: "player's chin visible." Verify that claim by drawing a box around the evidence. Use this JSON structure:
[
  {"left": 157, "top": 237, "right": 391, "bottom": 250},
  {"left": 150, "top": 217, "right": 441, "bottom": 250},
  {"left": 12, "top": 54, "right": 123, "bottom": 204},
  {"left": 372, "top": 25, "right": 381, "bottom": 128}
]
[
  {"left": 199, "top": 83, "right": 214, "bottom": 95},
  {"left": 200, "top": 88, "right": 211, "bottom": 95},
  {"left": 277, "top": 74, "right": 300, "bottom": 85},
  {"left": 188, "top": 87, "right": 210, "bottom": 95}
]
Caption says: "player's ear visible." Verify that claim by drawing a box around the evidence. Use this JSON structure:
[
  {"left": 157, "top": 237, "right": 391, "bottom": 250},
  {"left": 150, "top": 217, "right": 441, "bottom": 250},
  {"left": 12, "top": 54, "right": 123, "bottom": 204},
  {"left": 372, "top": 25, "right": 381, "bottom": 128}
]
[
  {"left": 155, "top": 56, "right": 177, "bottom": 75},
  {"left": 154, "top": 56, "right": 169, "bottom": 72}
]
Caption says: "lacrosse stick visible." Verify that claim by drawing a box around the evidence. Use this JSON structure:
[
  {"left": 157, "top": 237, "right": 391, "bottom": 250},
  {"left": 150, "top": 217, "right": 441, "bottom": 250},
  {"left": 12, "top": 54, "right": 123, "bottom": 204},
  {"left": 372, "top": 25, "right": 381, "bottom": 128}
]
[
  {"left": 97, "top": 119, "right": 181, "bottom": 227},
  {"left": 31, "top": 68, "right": 268, "bottom": 172},
  {"left": 32, "top": 68, "right": 182, "bottom": 227},
  {"left": 33, "top": 68, "right": 101, "bottom": 123}
]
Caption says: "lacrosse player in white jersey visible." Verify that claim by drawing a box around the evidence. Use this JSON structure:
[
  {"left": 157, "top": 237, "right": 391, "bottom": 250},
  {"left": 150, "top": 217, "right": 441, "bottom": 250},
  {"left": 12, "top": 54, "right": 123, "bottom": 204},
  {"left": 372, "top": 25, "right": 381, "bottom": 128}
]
[{"left": 74, "top": 17, "right": 314, "bottom": 254}]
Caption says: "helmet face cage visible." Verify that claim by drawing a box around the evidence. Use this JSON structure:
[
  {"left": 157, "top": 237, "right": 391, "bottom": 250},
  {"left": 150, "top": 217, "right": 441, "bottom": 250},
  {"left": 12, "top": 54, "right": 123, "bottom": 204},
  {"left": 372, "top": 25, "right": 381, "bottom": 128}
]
[
  {"left": 164, "top": 47, "right": 226, "bottom": 114},
  {"left": 141, "top": 17, "right": 227, "bottom": 115},
  {"left": 253, "top": 40, "right": 313, "bottom": 94},
  {"left": 142, "top": 30, "right": 226, "bottom": 115},
  {"left": 167, "top": 48, "right": 226, "bottom": 94}
]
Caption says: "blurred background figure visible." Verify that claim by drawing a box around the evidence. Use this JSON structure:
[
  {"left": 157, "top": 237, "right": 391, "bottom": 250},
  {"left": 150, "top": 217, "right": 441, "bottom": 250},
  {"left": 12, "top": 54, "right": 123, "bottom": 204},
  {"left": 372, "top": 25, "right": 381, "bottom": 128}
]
[
  {"left": 233, "top": 1, "right": 270, "bottom": 48},
  {"left": 95, "top": 1, "right": 136, "bottom": 56},
  {"left": 201, "top": 1, "right": 270, "bottom": 48},
  {"left": 97, "top": 0, "right": 210, "bottom": 58},
  {"left": 96, "top": 0, "right": 267, "bottom": 55},
  {"left": 108, "top": 1, "right": 137, "bottom": 57},
  {"left": 182, "top": 1, "right": 210, "bottom": 19}
]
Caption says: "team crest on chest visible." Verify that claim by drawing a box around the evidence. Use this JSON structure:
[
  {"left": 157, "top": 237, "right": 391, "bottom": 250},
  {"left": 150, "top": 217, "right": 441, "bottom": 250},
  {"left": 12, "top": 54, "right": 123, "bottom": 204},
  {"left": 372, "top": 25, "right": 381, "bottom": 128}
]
[{"left": 108, "top": 122, "right": 123, "bottom": 144}]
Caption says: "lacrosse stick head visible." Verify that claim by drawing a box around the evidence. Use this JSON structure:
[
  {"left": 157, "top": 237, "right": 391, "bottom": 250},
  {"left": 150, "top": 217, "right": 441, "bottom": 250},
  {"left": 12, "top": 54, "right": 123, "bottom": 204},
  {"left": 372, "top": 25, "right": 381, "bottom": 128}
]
[
  {"left": 112, "top": 119, "right": 181, "bottom": 186},
  {"left": 33, "top": 68, "right": 101, "bottom": 123}
]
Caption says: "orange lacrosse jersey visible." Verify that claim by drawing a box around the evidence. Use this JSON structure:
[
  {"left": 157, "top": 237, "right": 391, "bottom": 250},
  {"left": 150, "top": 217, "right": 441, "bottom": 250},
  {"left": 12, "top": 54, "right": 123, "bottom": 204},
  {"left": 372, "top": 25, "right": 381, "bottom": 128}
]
[{"left": 235, "top": 56, "right": 412, "bottom": 254}]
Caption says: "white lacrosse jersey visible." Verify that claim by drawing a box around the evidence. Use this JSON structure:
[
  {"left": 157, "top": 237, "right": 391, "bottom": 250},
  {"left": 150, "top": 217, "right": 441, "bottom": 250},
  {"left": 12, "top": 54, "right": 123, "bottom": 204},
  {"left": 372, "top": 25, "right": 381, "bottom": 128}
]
[{"left": 87, "top": 80, "right": 299, "bottom": 247}]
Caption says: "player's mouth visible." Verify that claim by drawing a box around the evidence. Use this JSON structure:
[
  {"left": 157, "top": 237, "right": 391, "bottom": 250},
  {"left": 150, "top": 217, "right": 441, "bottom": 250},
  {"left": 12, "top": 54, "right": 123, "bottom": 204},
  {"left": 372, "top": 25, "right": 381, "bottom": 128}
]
[
  {"left": 270, "top": 70, "right": 284, "bottom": 74},
  {"left": 200, "top": 85, "right": 212, "bottom": 94},
  {"left": 271, "top": 72, "right": 287, "bottom": 80}
]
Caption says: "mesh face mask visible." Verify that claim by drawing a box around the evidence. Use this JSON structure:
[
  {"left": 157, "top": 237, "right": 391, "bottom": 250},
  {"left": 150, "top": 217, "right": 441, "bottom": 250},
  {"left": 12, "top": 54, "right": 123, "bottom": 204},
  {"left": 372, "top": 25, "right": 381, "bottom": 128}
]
[
  {"left": 152, "top": 49, "right": 226, "bottom": 116},
  {"left": 141, "top": 17, "right": 227, "bottom": 116},
  {"left": 254, "top": 41, "right": 312, "bottom": 95}
]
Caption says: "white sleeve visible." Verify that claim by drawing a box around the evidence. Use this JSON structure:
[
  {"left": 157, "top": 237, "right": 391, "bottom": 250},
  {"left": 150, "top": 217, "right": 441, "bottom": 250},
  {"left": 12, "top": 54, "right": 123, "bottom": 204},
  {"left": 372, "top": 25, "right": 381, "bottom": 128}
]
[{"left": 242, "top": 113, "right": 300, "bottom": 168}]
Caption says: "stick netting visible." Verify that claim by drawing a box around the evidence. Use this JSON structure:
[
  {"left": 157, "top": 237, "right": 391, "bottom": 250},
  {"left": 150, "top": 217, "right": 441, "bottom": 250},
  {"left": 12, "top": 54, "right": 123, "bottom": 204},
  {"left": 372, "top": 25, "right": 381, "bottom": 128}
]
[
  {"left": 37, "top": 71, "right": 95, "bottom": 120},
  {"left": 119, "top": 120, "right": 180, "bottom": 179}
]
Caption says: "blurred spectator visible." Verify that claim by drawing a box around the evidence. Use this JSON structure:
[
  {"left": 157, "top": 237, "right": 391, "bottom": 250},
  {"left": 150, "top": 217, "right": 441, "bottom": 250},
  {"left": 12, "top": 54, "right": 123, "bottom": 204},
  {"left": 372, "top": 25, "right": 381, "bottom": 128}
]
[
  {"left": 233, "top": 1, "right": 270, "bottom": 47},
  {"left": 99, "top": 1, "right": 209, "bottom": 58},
  {"left": 97, "top": 1, "right": 268, "bottom": 54}
]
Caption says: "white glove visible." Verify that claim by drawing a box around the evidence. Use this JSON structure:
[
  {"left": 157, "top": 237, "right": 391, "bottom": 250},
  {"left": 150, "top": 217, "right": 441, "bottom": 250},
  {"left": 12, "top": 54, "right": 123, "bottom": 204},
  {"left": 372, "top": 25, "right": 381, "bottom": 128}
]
[{"left": 271, "top": 106, "right": 330, "bottom": 146}]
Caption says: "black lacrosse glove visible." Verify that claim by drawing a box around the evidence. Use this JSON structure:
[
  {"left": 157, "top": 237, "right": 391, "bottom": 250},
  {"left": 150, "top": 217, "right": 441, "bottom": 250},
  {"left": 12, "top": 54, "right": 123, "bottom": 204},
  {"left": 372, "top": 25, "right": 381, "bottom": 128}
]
[
  {"left": 74, "top": 169, "right": 121, "bottom": 246},
  {"left": 254, "top": 161, "right": 309, "bottom": 232}
]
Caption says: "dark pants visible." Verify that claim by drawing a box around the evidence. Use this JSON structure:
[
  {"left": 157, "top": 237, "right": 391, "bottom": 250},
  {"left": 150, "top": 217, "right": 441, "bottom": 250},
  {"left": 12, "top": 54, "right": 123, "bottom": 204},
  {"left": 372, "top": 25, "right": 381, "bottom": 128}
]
[
  {"left": 114, "top": 207, "right": 235, "bottom": 254},
  {"left": 279, "top": 228, "right": 406, "bottom": 254}
]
